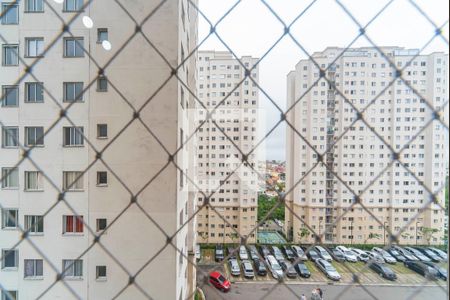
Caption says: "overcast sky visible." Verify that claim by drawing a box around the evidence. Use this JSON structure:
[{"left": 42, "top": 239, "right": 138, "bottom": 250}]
[{"left": 197, "top": 0, "right": 449, "bottom": 161}]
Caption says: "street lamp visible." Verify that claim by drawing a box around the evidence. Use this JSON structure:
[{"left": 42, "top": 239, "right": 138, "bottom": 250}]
[
  {"left": 383, "top": 221, "right": 388, "bottom": 245},
  {"left": 416, "top": 221, "right": 421, "bottom": 245}
]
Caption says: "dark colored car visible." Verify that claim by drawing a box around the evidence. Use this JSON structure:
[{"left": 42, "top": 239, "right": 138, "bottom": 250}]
[
  {"left": 260, "top": 245, "right": 271, "bottom": 258},
  {"left": 294, "top": 263, "right": 311, "bottom": 278},
  {"left": 329, "top": 248, "right": 345, "bottom": 262},
  {"left": 421, "top": 261, "right": 448, "bottom": 280},
  {"left": 368, "top": 262, "right": 397, "bottom": 280},
  {"left": 393, "top": 246, "right": 417, "bottom": 261},
  {"left": 227, "top": 246, "right": 238, "bottom": 260},
  {"left": 387, "top": 248, "right": 406, "bottom": 262},
  {"left": 253, "top": 258, "right": 268, "bottom": 276},
  {"left": 404, "top": 260, "right": 438, "bottom": 280},
  {"left": 215, "top": 245, "right": 224, "bottom": 262},
  {"left": 248, "top": 245, "right": 260, "bottom": 261},
  {"left": 279, "top": 261, "right": 297, "bottom": 278},
  {"left": 209, "top": 271, "right": 231, "bottom": 292},
  {"left": 282, "top": 246, "right": 296, "bottom": 262},
  {"left": 306, "top": 248, "right": 321, "bottom": 262},
  {"left": 413, "top": 247, "right": 441, "bottom": 262}
]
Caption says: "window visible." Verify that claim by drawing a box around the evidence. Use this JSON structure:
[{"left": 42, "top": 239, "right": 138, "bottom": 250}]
[
  {"left": 2, "top": 126, "right": 18, "bottom": 148},
  {"left": 63, "top": 127, "right": 84, "bottom": 146},
  {"left": 24, "top": 215, "right": 44, "bottom": 233},
  {"left": 24, "top": 171, "right": 43, "bottom": 191},
  {"left": 63, "top": 82, "right": 84, "bottom": 102},
  {"left": 24, "top": 259, "right": 43, "bottom": 278},
  {"left": 97, "top": 124, "right": 107, "bottom": 138},
  {"left": 96, "top": 265, "right": 106, "bottom": 280},
  {"left": 97, "top": 28, "right": 108, "bottom": 43},
  {"left": 96, "top": 218, "right": 107, "bottom": 231},
  {"left": 63, "top": 171, "right": 84, "bottom": 191},
  {"left": 97, "top": 76, "right": 107, "bottom": 92},
  {"left": 1, "top": 3, "right": 18, "bottom": 24},
  {"left": 1, "top": 209, "right": 18, "bottom": 228},
  {"left": 63, "top": 37, "right": 84, "bottom": 57},
  {"left": 2, "top": 45, "right": 19, "bottom": 65},
  {"left": 25, "top": 0, "right": 44, "bottom": 12},
  {"left": 25, "top": 82, "right": 44, "bottom": 103},
  {"left": 1, "top": 86, "right": 18, "bottom": 107},
  {"left": 62, "top": 259, "right": 83, "bottom": 278},
  {"left": 25, "top": 126, "right": 44, "bottom": 146},
  {"left": 64, "top": 0, "right": 83, "bottom": 12},
  {"left": 1, "top": 249, "right": 18, "bottom": 269},
  {"left": 62, "top": 215, "right": 84, "bottom": 233},
  {"left": 1, "top": 168, "right": 18, "bottom": 189},
  {"left": 96, "top": 171, "right": 107, "bottom": 186},
  {"left": 1, "top": 290, "right": 17, "bottom": 300},
  {"left": 25, "top": 38, "right": 44, "bottom": 57}
]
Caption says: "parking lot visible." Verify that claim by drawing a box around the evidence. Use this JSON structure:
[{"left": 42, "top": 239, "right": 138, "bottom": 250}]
[{"left": 198, "top": 245, "right": 448, "bottom": 288}]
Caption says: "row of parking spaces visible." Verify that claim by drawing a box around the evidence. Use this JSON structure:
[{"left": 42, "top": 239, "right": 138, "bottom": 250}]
[{"left": 222, "top": 259, "right": 447, "bottom": 286}]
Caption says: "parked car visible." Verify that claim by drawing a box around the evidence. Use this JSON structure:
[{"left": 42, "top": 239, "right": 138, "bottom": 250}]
[
  {"left": 404, "top": 247, "right": 431, "bottom": 262},
  {"left": 314, "top": 246, "right": 333, "bottom": 262},
  {"left": 387, "top": 247, "right": 407, "bottom": 262},
  {"left": 427, "top": 247, "right": 447, "bottom": 261},
  {"left": 265, "top": 255, "right": 283, "bottom": 279},
  {"left": 260, "top": 245, "right": 271, "bottom": 258},
  {"left": 227, "top": 246, "right": 238, "bottom": 260},
  {"left": 336, "top": 246, "right": 358, "bottom": 262},
  {"left": 215, "top": 245, "right": 224, "bottom": 262},
  {"left": 279, "top": 260, "right": 297, "bottom": 278},
  {"left": 413, "top": 247, "right": 441, "bottom": 262},
  {"left": 315, "top": 258, "right": 341, "bottom": 281},
  {"left": 239, "top": 245, "right": 249, "bottom": 260},
  {"left": 368, "top": 262, "right": 397, "bottom": 280},
  {"left": 241, "top": 260, "right": 255, "bottom": 278},
  {"left": 421, "top": 261, "right": 447, "bottom": 280},
  {"left": 392, "top": 246, "right": 418, "bottom": 261},
  {"left": 271, "top": 246, "right": 285, "bottom": 262},
  {"left": 209, "top": 271, "right": 231, "bottom": 292},
  {"left": 248, "top": 245, "right": 260, "bottom": 261},
  {"left": 291, "top": 245, "right": 308, "bottom": 261},
  {"left": 366, "top": 251, "right": 385, "bottom": 264},
  {"left": 228, "top": 259, "right": 241, "bottom": 276},
  {"left": 404, "top": 260, "right": 438, "bottom": 280},
  {"left": 372, "top": 247, "right": 397, "bottom": 264},
  {"left": 329, "top": 248, "right": 345, "bottom": 262},
  {"left": 282, "top": 246, "right": 296, "bottom": 262},
  {"left": 306, "top": 248, "right": 321, "bottom": 262},
  {"left": 253, "top": 258, "right": 268, "bottom": 276},
  {"left": 349, "top": 248, "right": 370, "bottom": 262},
  {"left": 294, "top": 263, "right": 311, "bottom": 278}
]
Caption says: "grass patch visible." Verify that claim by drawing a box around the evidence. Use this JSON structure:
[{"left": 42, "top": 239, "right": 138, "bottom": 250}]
[{"left": 390, "top": 263, "right": 415, "bottom": 274}]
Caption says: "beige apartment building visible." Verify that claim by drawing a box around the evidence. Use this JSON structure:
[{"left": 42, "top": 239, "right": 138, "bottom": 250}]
[
  {"left": 195, "top": 51, "right": 260, "bottom": 244},
  {"left": 0, "top": 1, "right": 198, "bottom": 299},
  {"left": 286, "top": 47, "right": 448, "bottom": 245}
]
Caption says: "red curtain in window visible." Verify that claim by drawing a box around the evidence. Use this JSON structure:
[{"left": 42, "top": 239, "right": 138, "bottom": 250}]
[
  {"left": 66, "top": 216, "right": 74, "bottom": 233},
  {"left": 75, "top": 216, "right": 83, "bottom": 233}
]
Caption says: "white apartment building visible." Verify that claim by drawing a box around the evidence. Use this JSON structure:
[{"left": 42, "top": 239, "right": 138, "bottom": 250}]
[
  {"left": 195, "top": 51, "right": 260, "bottom": 244},
  {"left": 286, "top": 47, "right": 448, "bottom": 245},
  {"left": 0, "top": 1, "right": 198, "bottom": 299}
]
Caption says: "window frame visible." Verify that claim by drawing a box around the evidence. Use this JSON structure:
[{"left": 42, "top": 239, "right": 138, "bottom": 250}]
[
  {"left": 25, "top": 37, "right": 44, "bottom": 57},
  {"left": 63, "top": 171, "right": 84, "bottom": 191},
  {"left": 96, "top": 218, "right": 107, "bottom": 232},
  {"left": 96, "top": 265, "right": 107, "bottom": 281},
  {"left": 25, "top": 0, "right": 44, "bottom": 13},
  {"left": 1, "top": 85, "right": 19, "bottom": 107},
  {"left": 24, "top": 171, "right": 44, "bottom": 191},
  {"left": 97, "top": 28, "right": 108, "bottom": 43},
  {"left": 24, "top": 259, "right": 43, "bottom": 278},
  {"left": 1, "top": 167, "right": 19, "bottom": 189},
  {"left": 62, "top": 215, "right": 84, "bottom": 234},
  {"left": 97, "top": 124, "right": 108, "bottom": 139},
  {"left": 2, "top": 44, "right": 19, "bottom": 66},
  {"left": 63, "top": 37, "right": 84, "bottom": 57},
  {"left": 24, "top": 82, "right": 44, "bottom": 103},
  {"left": 63, "top": 126, "right": 84, "bottom": 147},
  {"left": 1, "top": 208, "right": 18, "bottom": 229},
  {"left": 62, "top": 259, "right": 83, "bottom": 279},
  {"left": 97, "top": 76, "right": 108, "bottom": 92},
  {"left": 1, "top": 290, "right": 18, "bottom": 300},
  {"left": 63, "top": 0, "right": 84, "bottom": 12},
  {"left": 24, "top": 215, "right": 44, "bottom": 234},
  {"left": 24, "top": 126, "right": 45, "bottom": 147},
  {"left": 1, "top": 126, "right": 19, "bottom": 148},
  {"left": 63, "top": 82, "right": 84, "bottom": 102},
  {"left": 96, "top": 171, "right": 108, "bottom": 186},
  {"left": 1, "top": 249, "right": 18, "bottom": 269},
  {"left": 1, "top": 2, "right": 19, "bottom": 24}
]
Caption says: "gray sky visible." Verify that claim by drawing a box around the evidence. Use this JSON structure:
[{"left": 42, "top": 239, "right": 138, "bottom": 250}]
[{"left": 198, "top": 0, "right": 449, "bottom": 160}]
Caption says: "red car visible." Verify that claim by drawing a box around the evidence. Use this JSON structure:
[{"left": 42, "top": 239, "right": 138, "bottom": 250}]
[{"left": 209, "top": 271, "right": 231, "bottom": 292}]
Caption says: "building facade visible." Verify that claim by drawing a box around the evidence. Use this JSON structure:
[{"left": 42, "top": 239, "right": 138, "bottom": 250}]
[
  {"left": 195, "top": 51, "right": 260, "bottom": 244},
  {"left": 286, "top": 47, "right": 448, "bottom": 245},
  {"left": 0, "top": 1, "right": 198, "bottom": 299}
]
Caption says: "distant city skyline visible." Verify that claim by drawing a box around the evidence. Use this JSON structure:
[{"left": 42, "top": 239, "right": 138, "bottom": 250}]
[{"left": 198, "top": 0, "right": 449, "bottom": 160}]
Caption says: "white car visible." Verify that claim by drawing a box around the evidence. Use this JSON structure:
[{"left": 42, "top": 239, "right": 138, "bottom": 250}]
[
  {"left": 336, "top": 246, "right": 358, "bottom": 262},
  {"left": 372, "top": 247, "right": 397, "bottom": 264},
  {"left": 314, "top": 246, "right": 333, "bottom": 262},
  {"left": 350, "top": 248, "right": 370, "bottom": 262},
  {"left": 265, "top": 255, "right": 283, "bottom": 279},
  {"left": 366, "top": 251, "right": 385, "bottom": 263},
  {"left": 239, "top": 245, "right": 249, "bottom": 260},
  {"left": 241, "top": 260, "right": 255, "bottom": 278}
]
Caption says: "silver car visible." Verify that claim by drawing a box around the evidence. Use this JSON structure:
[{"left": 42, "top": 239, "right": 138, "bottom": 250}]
[
  {"left": 336, "top": 246, "right": 358, "bottom": 262},
  {"left": 372, "top": 247, "right": 397, "bottom": 264},
  {"left": 314, "top": 246, "right": 333, "bottom": 262},
  {"left": 315, "top": 258, "right": 341, "bottom": 281},
  {"left": 228, "top": 259, "right": 241, "bottom": 276},
  {"left": 241, "top": 260, "right": 255, "bottom": 278}
]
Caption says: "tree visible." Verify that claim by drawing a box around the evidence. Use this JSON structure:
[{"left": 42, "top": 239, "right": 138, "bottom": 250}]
[
  {"left": 400, "top": 232, "right": 411, "bottom": 241},
  {"left": 365, "top": 232, "right": 382, "bottom": 244},
  {"left": 421, "top": 227, "right": 439, "bottom": 245},
  {"left": 229, "top": 232, "right": 239, "bottom": 243},
  {"left": 297, "top": 227, "right": 310, "bottom": 243}
]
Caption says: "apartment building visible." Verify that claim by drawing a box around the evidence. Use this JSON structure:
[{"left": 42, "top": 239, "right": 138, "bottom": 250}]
[
  {"left": 0, "top": 1, "right": 198, "bottom": 299},
  {"left": 286, "top": 47, "right": 448, "bottom": 245},
  {"left": 195, "top": 51, "right": 260, "bottom": 244}
]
